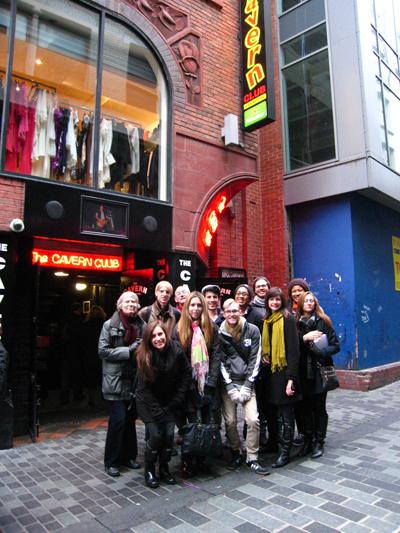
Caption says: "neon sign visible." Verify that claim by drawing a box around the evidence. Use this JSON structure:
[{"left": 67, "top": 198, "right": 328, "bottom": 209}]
[
  {"left": 240, "top": 0, "right": 275, "bottom": 132},
  {"left": 202, "top": 196, "right": 227, "bottom": 247},
  {"left": 32, "top": 249, "right": 122, "bottom": 271}
]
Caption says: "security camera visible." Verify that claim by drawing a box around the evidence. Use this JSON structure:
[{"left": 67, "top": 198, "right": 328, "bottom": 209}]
[{"left": 9, "top": 219, "right": 25, "bottom": 233}]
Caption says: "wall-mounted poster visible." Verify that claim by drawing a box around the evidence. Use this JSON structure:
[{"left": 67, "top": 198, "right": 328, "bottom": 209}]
[{"left": 81, "top": 196, "right": 129, "bottom": 239}]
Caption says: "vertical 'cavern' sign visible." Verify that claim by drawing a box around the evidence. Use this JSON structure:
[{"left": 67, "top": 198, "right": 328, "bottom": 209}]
[{"left": 240, "top": 0, "right": 276, "bottom": 132}]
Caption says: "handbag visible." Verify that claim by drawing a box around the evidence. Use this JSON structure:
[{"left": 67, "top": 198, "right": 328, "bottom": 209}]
[
  {"left": 318, "top": 363, "right": 340, "bottom": 392},
  {"left": 181, "top": 408, "right": 222, "bottom": 458}
]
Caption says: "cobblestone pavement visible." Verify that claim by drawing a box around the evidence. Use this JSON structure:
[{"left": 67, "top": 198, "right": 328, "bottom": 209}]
[{"left": 1, "top": 382, "right": 400, "bottom": 533}]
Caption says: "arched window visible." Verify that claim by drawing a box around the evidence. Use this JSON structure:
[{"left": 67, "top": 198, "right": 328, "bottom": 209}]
[{"left": 0, "top": 0, "right": 169, "bottom": 200}]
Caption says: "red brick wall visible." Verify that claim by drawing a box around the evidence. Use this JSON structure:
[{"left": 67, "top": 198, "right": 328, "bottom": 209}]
[
  {"left": 0, "top": 177, "right": 25, "bottom": 231},
  {"left": 257, "top": 0, "right": 289, "bottom": 292},
  {"left": 337, "top": 363, "right": 400, "bottom": 391}
]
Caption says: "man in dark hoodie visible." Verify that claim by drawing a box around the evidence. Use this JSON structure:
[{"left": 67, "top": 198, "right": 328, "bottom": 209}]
[{"left": 219, "top": 299, "right": 269, "bottom": 475}]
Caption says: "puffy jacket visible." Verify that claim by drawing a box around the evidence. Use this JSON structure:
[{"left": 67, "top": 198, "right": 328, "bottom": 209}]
[
  {"left": 219, "top": 318, "right": 261, "bottom": 390},
  {"left": 98, "top": 311, "right": 146, "bottom": 401}
]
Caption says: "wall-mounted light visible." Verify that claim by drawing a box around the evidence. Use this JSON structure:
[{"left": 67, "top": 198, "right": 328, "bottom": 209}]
[
  {"left": 54, "top": 272, "right": 69, "bottom": 277},
  {"left": 75, "top": 283, "right": 87, "bottom": 291}
]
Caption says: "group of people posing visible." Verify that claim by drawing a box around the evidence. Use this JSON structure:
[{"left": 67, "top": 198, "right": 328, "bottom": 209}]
[{"left": 98, "top": 276, "right": 340, "bottom": 489}]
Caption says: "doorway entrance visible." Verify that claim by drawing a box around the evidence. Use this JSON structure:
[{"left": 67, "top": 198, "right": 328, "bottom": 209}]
[{"left": 35, "top": 266, "right": 121, "bottom": 431}]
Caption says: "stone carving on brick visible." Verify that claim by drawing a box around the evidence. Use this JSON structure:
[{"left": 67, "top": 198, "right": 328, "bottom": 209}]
[
  {"left": 124, "top": 0, "right": 202, "bottom": 108},
  {"left": 171, "top": 34, "right": 202, "bottom": 107}
]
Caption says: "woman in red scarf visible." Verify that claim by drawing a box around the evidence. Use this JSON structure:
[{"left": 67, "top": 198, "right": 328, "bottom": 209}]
[{"left": 174, "top": 291, "right": 222, "bottom": 477}]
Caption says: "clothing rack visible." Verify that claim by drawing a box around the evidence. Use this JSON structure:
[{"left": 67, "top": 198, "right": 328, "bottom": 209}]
[
  {"left": 0, "top": 69, "right": 56, "bottom": 92},
  {"left": 101, "top": 111, "right": 141, "bottom": 129},
  {"left": 58, "top": 101, "right": 93, "bottom": 113}
]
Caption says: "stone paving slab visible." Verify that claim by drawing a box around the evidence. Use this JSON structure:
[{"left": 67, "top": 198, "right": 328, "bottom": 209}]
[{"left": 1, "top": 382, "right": 400, "bottom": 533}]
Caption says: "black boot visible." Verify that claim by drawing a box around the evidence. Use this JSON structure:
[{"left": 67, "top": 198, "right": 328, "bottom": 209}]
[
  {"left": 144, "top": 445, "right": 159, "bottom": 489},
  {"left": 227, "top": 448, "right": 242, "bottom": 470},
  {"left": 182, "top": 454, "right": 196, "bottom": 478},
  {"left": 272, "top": 410, "right": 294, "bottom": 468},
  {"left": 159, "top": 447, "right": 176, "bottom": 485},
  {"left": 297, "top": 413, "right": 314, "bottom": 458},
  {"left": 311, "top": 415, "right": 328, "bottom": 458}
]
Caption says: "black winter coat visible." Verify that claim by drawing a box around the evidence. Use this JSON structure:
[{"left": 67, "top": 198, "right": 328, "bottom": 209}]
[
  {"left": 135, "top": 339, "right": 191, "bottom": 424},
  {"left": 298, "top": 313, "right": 340, "bottom": 395},
  {"left": 172, "top": 323, "right": 221, "bottom": 412},
  {"left": 261, "top": 313, "right": 302, "bottom": 406}
]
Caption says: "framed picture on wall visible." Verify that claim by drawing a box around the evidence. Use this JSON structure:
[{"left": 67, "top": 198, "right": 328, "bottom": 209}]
[
  {"left": 81, "top": 196, "right": 129, "bottom": 239},
  {"left": 83, "top": 301, "right": 91, "bottom": 314}
]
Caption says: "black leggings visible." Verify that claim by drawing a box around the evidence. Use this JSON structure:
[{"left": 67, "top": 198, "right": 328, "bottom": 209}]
[
  {"left": 302, "top": 392, "right": 328, "bottom": 418},
  {"left": 146, "top": 421, "right": 175, "bottom": 452}
]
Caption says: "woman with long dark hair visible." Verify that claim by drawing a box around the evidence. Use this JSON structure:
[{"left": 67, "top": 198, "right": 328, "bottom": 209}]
[
  {"left": 295, "top": 291, "right": 340, "bottom": 458},
  {"left": 136, "top": 321, "right": 191, "bottom": 488},
  {"left": 261, "top": 287, "right": 301, "bottom": 468},
  {"left": 174, "top": 291, "right": 221, "bottom": 477}
]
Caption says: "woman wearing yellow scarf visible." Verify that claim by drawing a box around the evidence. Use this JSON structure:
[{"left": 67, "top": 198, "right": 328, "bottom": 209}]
[{"left": 261, "top": 287, "right": 301, "bottom": 468}]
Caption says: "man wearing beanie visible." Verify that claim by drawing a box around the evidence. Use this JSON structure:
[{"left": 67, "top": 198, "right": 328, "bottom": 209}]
[{"left": 234, "top": 284, "right": 263, "bottom": 333}]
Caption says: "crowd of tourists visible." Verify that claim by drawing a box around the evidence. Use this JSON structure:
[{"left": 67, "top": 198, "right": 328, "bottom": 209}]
[{"left": 98, "top": 277, "right": 340, "bottom": 488}]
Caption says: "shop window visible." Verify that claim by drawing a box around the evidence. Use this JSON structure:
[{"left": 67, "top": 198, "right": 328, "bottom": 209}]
[
  {"left": 282, "top": 48, "right": 335, "bottom": 171},
  {"left": 99, "top": 17, "right": 167, "bottom": 200},
  {"left": 0, "top": 0, "right": 168, "bottom": 201}
]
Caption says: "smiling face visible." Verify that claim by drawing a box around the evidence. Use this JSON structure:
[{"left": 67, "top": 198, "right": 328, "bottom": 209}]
[
  {"left": 268, "top": 295, "right": 282, "bottom": 313},
  {"left": 175, "top": 287, "right": 189, "bottom": 306},
  {"left": 120, "top": 295, "right": 138, "bottom": 318},
  {"left": 224, "top": 302, "right": 241, "bottom": 327},
  {"left": 188, "top": 297, "right": 203, "bottom": 321},
  {"left": 254, "top": 279, "right": 269, "bottom": 298},
  {"left": 151, "top": 325, "right": 167, "bottom": 351},
  {"left": 204, "top": 291, "right": 219, "bottom": 311},
  {"left": 291, "top": 285, "right": 305, "bottom": 304},
  {"left": 235, "top": 288, "right": 250, "bottom": 309}
]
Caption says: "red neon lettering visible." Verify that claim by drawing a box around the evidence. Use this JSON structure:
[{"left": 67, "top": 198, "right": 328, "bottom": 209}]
[
  {"left": 217, "top": 196, "right": 227, "bottom": 213},
  {"left": 208, "top": 211, "right": 219, "bottom": 233},
  {"left": 204, "top": 230, "right": 212, "bottom": 247},
  {"left": 246, "top": 64, "right": 265, "bottom": 91}
]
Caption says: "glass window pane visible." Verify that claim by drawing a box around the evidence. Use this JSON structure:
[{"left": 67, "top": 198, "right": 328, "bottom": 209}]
[
  {"left": 376, "top": 78, "right": 388, "bottom": 164},
  {"left": 368, "top": 0, "right": 376, "bottom": 26},
  {"left": 279, "top": 0, "right": 325, "bottom": 43},
  {"left": 0, "top": 0, "right": 11, "bottom": 141},
  {"left": 5, "top": 0, "right": 98, "bottom": 182},
  {"left": 381, "top": 63, "right": 400, "bottom": 96},
  {"left": 383, "top": 85, "right": 400, "bottom": 172},
  {"left": 100, "top": 17, "right": 167, "bottom": 200},
  {"left": 281, "top": 24, "right": 327, "bottom": 66},
  {"left": 379, "top": 36, "right": 399, "bottom": 76},
  {"left": 370, "top": 27, "right": 378, "bottom": 54},
  {"left": 280, "top": 0, "right": 303, "bottom": 14},
  {"left": 375, "top": 0, "right": 396, "bottom": 49},
  {"left": 283, "top": 49, "right": 335, "bottom": 170}
]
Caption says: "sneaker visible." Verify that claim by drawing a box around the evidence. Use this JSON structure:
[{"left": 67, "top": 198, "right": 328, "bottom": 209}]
[{"left": 246, "top": 460, "right": 270, "bottom": 475}]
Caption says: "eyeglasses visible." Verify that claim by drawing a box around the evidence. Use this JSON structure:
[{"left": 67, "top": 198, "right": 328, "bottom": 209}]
[
  {"left": 225, "top": 310, "right": 240, "bottom": 315},
  {"left": 236, "top": 292, "right": 249, "bottom": 297}
]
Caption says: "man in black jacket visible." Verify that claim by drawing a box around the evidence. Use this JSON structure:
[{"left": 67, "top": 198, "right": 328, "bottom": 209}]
[
  {"left": 219, "top": 299, "right": 269, "bottom": 475},
  {"left": 99, "top": 292, "right": 146, "bottom": 477}
]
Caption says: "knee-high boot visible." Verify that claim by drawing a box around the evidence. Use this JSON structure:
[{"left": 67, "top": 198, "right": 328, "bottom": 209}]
[
  {"left": 159, "top": 447, "right": 176, "bottom": 485},
  {"left": 297, "top": 413, "right": 314, "bottom": 457},
  {"left": 272, "top": 409, "right": 294, "bottom": 468},
  {"left": 144, "top": 444, "right": 159, "bottom": 489},
  {"left": 311, "top": 414, "right": 328, "bottom": 458}
]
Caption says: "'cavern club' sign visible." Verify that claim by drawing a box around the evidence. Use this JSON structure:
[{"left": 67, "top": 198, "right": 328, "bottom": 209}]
[
  {"left": 32, "top": 249, "right": 123, "bottom": 271},
  {"left": 240, "top": 0, "right": 275, "bottom": 132}
]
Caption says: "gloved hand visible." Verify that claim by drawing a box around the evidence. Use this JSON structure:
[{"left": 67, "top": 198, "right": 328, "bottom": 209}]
[
  {"left": 228, "top": 388, "right": 242, "bottom": 404},
  {"left": 203, "top": 385, "right": 213, "bottom": 406},
  {"left": 240, "top": 385, "right": 252, "bottom": 403},
  {"left": 129, "top": 338, "right": 142, "bottom": 354}
]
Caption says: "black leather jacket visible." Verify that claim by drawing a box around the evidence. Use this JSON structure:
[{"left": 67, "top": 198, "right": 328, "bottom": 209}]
[{"left": 98, "top": 311, "right": 146, "bottom": 401}]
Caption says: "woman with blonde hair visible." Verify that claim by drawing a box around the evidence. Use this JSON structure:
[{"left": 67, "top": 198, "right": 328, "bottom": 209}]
[
  {"left": 296, "top": 291, "right": 340, "bottom": 458},
  {"left": 136, "top": 321, "right": 190, "bottom": 488},
  {"left": 174, "top": 291, "right": 221, "bottom": 477}
]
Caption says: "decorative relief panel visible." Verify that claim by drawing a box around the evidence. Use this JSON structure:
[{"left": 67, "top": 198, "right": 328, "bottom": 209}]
[{"left": 123, "top": 0, "right": 202, "bottom": 108}]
